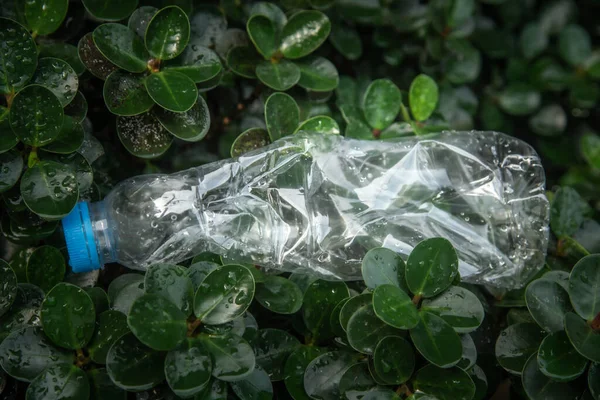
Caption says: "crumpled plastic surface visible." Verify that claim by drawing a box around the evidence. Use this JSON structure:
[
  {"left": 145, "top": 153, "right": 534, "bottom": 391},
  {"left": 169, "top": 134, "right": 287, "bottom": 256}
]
[{"left": 105, "top": 131, "right": 549, "bottom": 289}]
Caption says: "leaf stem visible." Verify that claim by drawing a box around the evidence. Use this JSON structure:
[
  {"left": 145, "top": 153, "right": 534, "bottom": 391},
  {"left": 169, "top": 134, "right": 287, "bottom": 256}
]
[
  {"left": 411, "top": 294, "right": 422, "bottom": 307},
  {"left": 400, "top": 102, "right": 411, "bottom": 123},
  {"left": 187, "top": 317, "right": 202, "bottom": 336},
  {"left": 5, "top": 91, "right": 15, "bottom": 108},
  {"left": 395, "top": 384, "right": 413, "bottom": 398},
  {"left": 589, "top": 312, "right": 600, "bottom": 331},
  {"left": 28, "top": 147, "right": 39, "bottom": 168},
  {"left": 147, "top": 58, "right": 161, "bottom": 73}
]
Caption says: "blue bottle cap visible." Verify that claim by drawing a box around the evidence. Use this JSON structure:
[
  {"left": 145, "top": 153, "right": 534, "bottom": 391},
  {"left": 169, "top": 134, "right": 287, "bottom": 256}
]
[{"left": 62, "top": 202, "right": 102, "bottom": 273}]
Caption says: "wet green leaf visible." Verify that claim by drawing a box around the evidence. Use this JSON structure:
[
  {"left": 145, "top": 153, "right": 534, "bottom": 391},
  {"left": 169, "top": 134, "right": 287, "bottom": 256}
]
[
  {"left": 295, "top": 116, "right": 339, "bottom": 135},
  {"left": 296, "top": 56, "right": 338, "bottom": 92},
  {"left": 230, "top": 128, "right": 270, "bottom": 158},
  {"left": 495, "top": 322, "right": 545, "bottom": 374},
  {"left": 522, "top": 353, "right": 579, "bottom": 400},
  {"left": 413, "top": 365, "right": 475, "bottom": 400},
  {"left": 256, "top": 59, "right": 301, "bottom": 91},
  {"left": 227, "top": 46, "right": 261, "bottom": 79},
  {"left": 165, "top": 338, "right": 212, "bottom": 398},
  {"left": 88, "top": 310, "right": 130, "bottom": 364},
  {"left": 329, "top": 23, "right": 362, "bottom": 61},
  {"left": 128, "top": 6, "right": 158, "bottom": 37},
  {"left": 195, "top": 378, "right": 227, "bottom": 400},
  {"left": 93, "top": 23, "right": 149, "bottom": 73},
  {"left": 568, "top": 254, "right": 600, "bottom": 321},
  {"left": 25, "top": 245, "right": 65, "bottom": 292},
  {"left": 284, "top": 346, "right": 326, "bottom": 400},
  {"left": 373, "top": 284, "right": 419, "bottom": 330},
  {"left": 200, "top": 332, "right": 255, "bottom": 382},
  {"left": 409, "top": 74, "right": 439, "bottom": 123},
  {"left": 38, "top": 41, "right": 85, "bottom": 77},
  {"left": 127, "top": 293, "right": 187, "bottom": 351},
  {"left": 362, "top": 79, "right": 402, "bottom": 130},
  {"left": 265, "top": 92, "right": 299, "bottom": 141},
  {"left": 280, "top": 10, "right": 330, "bottom": 59},
  {"left": 361, "top": 247, "right": 408, "bottom": 292},
  {"left": 103, "top": 70, "right": 153, "bottom": 116},
  {"left": 559, "top": 24, "right": 591, "bottom": 66},
  {"left": 551, "top": 187, "right": 591, "bottom": 238},
  {"left": 88, "top": 368, "right": 126, "bottom": 400},
  {"left": 0, "top": 107, "right": 18, "bottom": 153},
  {"left": 0, "top": 283, "right": 44, "bottom": 342},
  {"left": 538, "top": 331, "right": 588, "bottom": 382},
  {"left": 303, "top": 280, "right": 349, "bottom": 342},
  {"left": 26, "top": 362, "right": 89, "bottom": 399},
  {"left": 498, "top": 83, "right": 541, "bottom": 116},
  {"left": 410, "top": 311, "right": 462, "bottom": 368},
  {"left": 421, "top": 286, "right": 484, "bottom": 333},
  {"left": 406, "top": 238, "right": 458, "bottom": 298},
  {"left": 77, "top": 33, "right": 118, "bottom": 80},
  {"left": 85, "top": 287, "right": 109, "bottom": 315},
  {"left": 145, "top": 263, "right": 194, "bottom": 316},
  {"left": 564, "top": 312, "right": 600, "bottom": 363},
  {"left": 10, "top": 85, "right": 64, "bottom": 147},
  {"left": 0, "top": 18, "right": 37, "bottom": 94},
  {"left": 41, "top": 116, "right": 84, "bottom": 154},
  {"left": 0, "top": 259, "right": 17, "bottom": 317},
  {"left": 116, "top": 112, "right": 173, "bottom": 159},
  {"left": 252, "top": 328, "right": 299, "bottom": 381},
  {"left": 0, "top": 327, "right": 72, "bottom": 381},
  {"left": 373, "top": 336, "right": 415, "bottom": 384},
  {"left": 249, "top": 2, "right": 286, "bottom": 29},
  {"left": 347, "top": 305, "right": 400, "bottom": 354},
  {"left": 25, "top": 0, "right": 68, "bottom": 36},
  {"left": 43, "top": 151, "right": 92, "bottom": 192},
  {"left": 525, "top": 279, "right": 572, "bottom": 332},
  {"left": 30, "top": 57, "right": 78, "bottom": 107},
  {"left": 247, "top": 15, "right": 277, "bottom": 59},
  {"left": 40, "top": 282, "right": 95, "bottom": 349},
  {"left": 304, "top": 351, "right": 358, "bottom": 400},
  {"left": 82, "top": 0, "right": 138, "bottom": 21},
  {"left": 256, "top": 276, "right": 303, "bottom": 314},
  {"left": 146, "top": 6, "right": 190, "bottom": 60},
  {"left": 106, "top": 332, "right": 166, "bottom": 391},
  {"left": 145, "top": 70, "right": 198, "bottom": 112},
  {"left": 187, "top": 261, "right": 220, "bottom": 290},
  {"left": 520, "top": 23, "right": 548, "bottom": 60},
  {"left": 339, "top": 293, "right": 371, "bottom": 332},
  {"left": 0, "top": 150, "right": 22, "bottom": 194},
  {"left": 338, "top": 362, "right": 378, "bottom": 400},
  {"left": 153, "top": 95, "right": 210, "bottom": 141},
  {"left": 230, "top": 366, "right": 273, "bottom": 400},
  {"left": 164, "top": 44, "right": 222, "bottom": 83},
  {"left": 457, "top": 334, "right": 477, "bottom": 370}
]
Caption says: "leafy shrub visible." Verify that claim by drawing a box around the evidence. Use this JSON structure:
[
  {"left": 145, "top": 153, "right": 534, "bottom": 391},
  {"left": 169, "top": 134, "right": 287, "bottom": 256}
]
[{"left": 1, "top": 0, "right": 600, "bottom": 399}]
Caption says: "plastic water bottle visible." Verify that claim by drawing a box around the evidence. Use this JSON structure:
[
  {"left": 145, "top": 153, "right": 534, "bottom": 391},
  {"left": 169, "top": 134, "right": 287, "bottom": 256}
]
[{"left": 61, "top": 131, "right": 549, "bottom": 288}]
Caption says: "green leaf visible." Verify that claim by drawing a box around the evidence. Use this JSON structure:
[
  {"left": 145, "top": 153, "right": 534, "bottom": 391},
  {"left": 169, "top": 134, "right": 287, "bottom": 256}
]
[
  {"left": 522, "top": 353, "right": 580, "bottom": 400},
  {"left": 127, "top": 293, "right": 187, "bottom": 351},
  {"left": 38, "top": 41, "right": 86, "bottom": 77},
  {"left": 40, "top": 282, "right": 95, "bottom": 349},
  {"left": 252, "top": 328, "right": 300, "bottom": 381},
  {"left": 40, "top": 116, "right": 84, "bottom": 155},
  {"left": 528, "top": 104, "right": 567, "bottom": 137},
  {"left": 295, "top": 116, "right": 339, "bottom": 135},
  {"left": 409, "top": 74, "right": 439, "bottom": 122},
  {"left": 93, "top": 23, "right": 149, "bottom": 73},
  {"left": 0, "top": 327, "right": 72, "bottom": 382},
  {"left": 193, "top": 264, "right": 255, "bottom": 325},
  {"left": 445, "top": 39, "right": 481, "bottom": 84},
  {"left": 82, "top": 0, "right": 138, "bottom": 21},
  {"left": 304, "top": 351, "right": 359, "bottom": 400},
  {"left": 30, "top": 57, "right": 78, "bottom": 107},
  {"left": 303, "top": 280, "right": 349, "bottom": 342},
  {"left": 10, "top": 85, "right": 64, "bottom": 147},
  {"left": 145, "top": 6, "right": 190, "bottom": 60},
  {"left": 339, "top": 293, "right": 372, "bottom": 332},
  {"left": 568, "top": 254, "right": 600, "bottom": 321},
  {"left": 195, "top": 378, "right": 227, "bottom": 400},
  {"left": 347, "top": 305, "right": 401, "bottom": 354},
  {"left": 0, "top": 150, "right": 22, "bottom": 194},
  {"left": 44, "top": 151, "right": 93, "bottom": 192},
  {"left": 284, "top": 346, "right": 327, "bottom": 400},
  {"left": 296, "top": 56, "right": 339, "bottom": 92},
  {"left": 421, "top": 286, "right": 484, "bottom": 333},
  {"left": 339, "top": 362, "right": 378, "bottom": 399},
  {"left": 361, "top": 247, "right": 408, "bottom": 292},
  {"left": 520, "top": 23, "right": 548, "bottom": 60},
  {"left": 249, "top": 2, "right": 287, "bottom": 30},
  {"left": 230, "top": 366, "right": 273, "bottom": 400},
  {"left": 581, "top": 131, "right": 600, "bottom": 169},
  {"left": 26, "top": 362, "right": 89, "bottom": 399},
  {"left": 495, "top": 322, "right": 545, "bottom": 374},
  {"left": 559, "top": 24, "right": 591, "bottom": 66},
  {"left": 359, "top": 79, "right": 400, "bottom": 130},
  {"left": 0, "top": 107, "right": 18, "bottom": 153},
  {"left": 25, "top": 0, "right": 68, "bottom": 36},
  {"left": 200, "top": 332, "right": 255, "bottom": 382},
  {"left": 247, "top": 15, "right": 278, "bottom": 59},
  {"left": 406, "top": 238, "right": 458, "bottom": 298},
  {"left": 20, "top": 160, "right": 79, "bottom": 219},
  {"left": 188, "top": 261, "right": 220, "bottom": 290},
  {"left": 255, "top": 276, "right": 303, "bottom": 314},
  {"left": 163, "top": 44, "right": 222, "bottom": 83},
  {"left": 525, "top": 279, "right": 572, "bottom": 333},
  {"left": 0, "top": 260, "right": 17, "bottom": 318},
  {"left": 280, "top": 10, "right": 330, "bottom": 59},
  {"left": 230, "top": 128, "right": 270, "bottom": 158},
  {"left": 265, "top": 92, "right": 299, "bottom": 141},
  {"left": 551, "top": 187, "right": 591, "bottom": 238},
  {"left": 564, "top": 312, "right": 600, "bottom": 363},
  {"left": 106, "top": 332, "right": 166, "bottom": 391},
  {"left": 538, "top": 331, "right": 588, "bottom": 382},
  {"left": 25, "top": 245, "right": 65, "bottom": 292},
  {"left": 145, "top": 263, "right": 194, "bottom": 316},
  {"left": 227, "top": 46, "right": 261, "bottom": 79},
  {"left": 410, "top": 311, "right": 462, "bottom": 368},
  {"left": 88, "top": 310, "right": 130, "bottom": 364},
  {"left": 165, "top": 338, "right": 212, "bottom": 398},
  {"left": 153, "top": 95, "right": 210, "bottom": 142},
  {"left": 498, "top": 83, "right": 541, "bottom": 116},
  {"left": 329, "top": 23, "right": 362, "bottom": 61},
  {"left": 116, "top": 112, "right": 173, "bottom": 159},
  {"left": 413, "top": 365, "right": 475, "bottom": 400},
  {"left": 373, "top": 285, "right": 419, "bottom": 330},
  {"left": 103, "top": 70, "right": 154, "bottom": 116},
  {"left": 457, "top": 334, "right": 477, "bottom": 370},
  {"left": 77, "top": 33, "right": 118, "bottom": 80},
  {"left": 145, "top": 70, "right": 198, "bottom": 112},
  {"left": 0, "top": 18, "right": 37, "bottom": 94},
  {"left": 256, "top": 59, "right": 301, "bottom": 91},
  {"left": 128, "top": 6, "right": 158, "bottom": 37},
  {"left": 589, "top": 363, "right": 600, "bottom": 400},
  {"left": 0, "top": 283, "right": 44, "bottom": 342},
  {"left": 373, "top": 336, "right": 415, "bottom": 384},
  {"left": 88, "top": 368, "right": 126, "bottom": 400}
]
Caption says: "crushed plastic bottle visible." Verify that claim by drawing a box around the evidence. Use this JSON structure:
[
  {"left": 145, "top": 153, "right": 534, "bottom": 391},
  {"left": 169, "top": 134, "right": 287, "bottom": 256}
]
[{"left": 62, "top": 131, "right": 549, "bottom": 289}]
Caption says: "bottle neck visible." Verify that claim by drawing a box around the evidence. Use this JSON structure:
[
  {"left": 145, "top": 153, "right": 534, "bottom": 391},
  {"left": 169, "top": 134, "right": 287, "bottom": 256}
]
[{"left": 88, "top": 201, "right": 117, "bottom": 265}]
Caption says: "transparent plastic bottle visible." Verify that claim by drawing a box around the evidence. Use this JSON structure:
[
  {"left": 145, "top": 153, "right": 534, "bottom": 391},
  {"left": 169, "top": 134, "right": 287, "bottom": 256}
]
[{"left": 62, "top": 131, "right": 549, "bottom": 288}]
